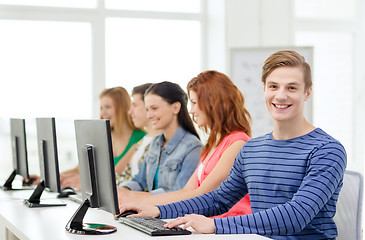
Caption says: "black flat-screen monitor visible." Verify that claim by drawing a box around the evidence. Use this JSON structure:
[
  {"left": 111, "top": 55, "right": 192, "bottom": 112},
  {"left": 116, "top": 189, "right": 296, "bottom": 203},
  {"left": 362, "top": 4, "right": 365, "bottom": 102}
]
[
  {"left": 1, "top": 118, "right": 32, "bottom": 190},
  {"left": 66, "top": 119, "right": 119, "bottom": 235},
  {"left": 24, "top": 118, "right": 66, "bottom": 207}
]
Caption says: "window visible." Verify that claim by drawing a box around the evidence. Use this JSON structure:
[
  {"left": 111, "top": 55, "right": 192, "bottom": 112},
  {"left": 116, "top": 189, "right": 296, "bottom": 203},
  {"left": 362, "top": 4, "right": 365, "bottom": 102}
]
[
  {"left": 0, "top": 20, "right": 92, "bottom": 176},
  {"left": 0, "top": 0, "right": 96, "bottom": 8},
  {"left": 295, "top": 31, "right": 353, "bottom": 159},
  {"left": 295, "top": 0, "right": 356, "bottom": 20},
  {"left": 0, "top": 3, "right": 203, "bottom": 178},
  {"left": 106, "top": 18, "right": 201, "bottom": 92},
  {"left": 105, "top": 0, "right": 200, "bottom": 13},
  {"left": 0, "top": 20, "right": 92, "bottom": 119}
]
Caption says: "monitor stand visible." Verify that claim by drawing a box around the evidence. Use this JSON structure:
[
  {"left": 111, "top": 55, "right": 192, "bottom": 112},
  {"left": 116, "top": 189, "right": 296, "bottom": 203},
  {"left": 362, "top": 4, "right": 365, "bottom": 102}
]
[
  {"left": 1, "top": 170, "right": 34, "bottom": 191},
  {"left": 65, "top": 199, "right": 117, "bottom": 235},
  {"left": 24, "top": 180, "right": 67, "bottom": 208}
]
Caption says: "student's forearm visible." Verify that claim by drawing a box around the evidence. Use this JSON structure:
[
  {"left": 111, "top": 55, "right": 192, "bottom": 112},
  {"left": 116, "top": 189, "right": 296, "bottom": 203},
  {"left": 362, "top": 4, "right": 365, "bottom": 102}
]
[{"left": 146, "top": 188, "right": 198, "bottom": 205}]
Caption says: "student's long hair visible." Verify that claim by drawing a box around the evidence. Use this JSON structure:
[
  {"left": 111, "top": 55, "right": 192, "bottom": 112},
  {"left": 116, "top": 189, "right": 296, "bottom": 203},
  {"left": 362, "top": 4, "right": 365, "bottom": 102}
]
[
  {"left": 99, "top": 86, "right": 136, "bottom": 135},
  {"left": 187, "top": 70, "right": 251, "bottom": 155},
  {"left": 145, "top": 81, "right": 200, "bottom": 139}
]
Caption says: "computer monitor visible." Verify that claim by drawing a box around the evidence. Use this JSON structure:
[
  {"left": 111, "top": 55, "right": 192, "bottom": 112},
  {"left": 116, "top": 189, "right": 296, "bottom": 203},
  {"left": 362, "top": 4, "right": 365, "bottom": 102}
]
[
  {"left": 1, "top": 118, "right": 32, "bottom": 191},
  {"left": 24, "top": 118, "right": 66, "bottom": 207},
  {"left": 66, "top": 119, "right": 120, "bottom": 235}
]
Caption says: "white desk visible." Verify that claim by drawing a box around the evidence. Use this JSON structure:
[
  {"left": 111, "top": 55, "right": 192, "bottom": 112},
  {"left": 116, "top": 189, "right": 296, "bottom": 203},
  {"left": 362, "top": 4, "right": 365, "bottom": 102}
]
[{"left": 0, "top": 189, "right": 269, "bottom": 240}]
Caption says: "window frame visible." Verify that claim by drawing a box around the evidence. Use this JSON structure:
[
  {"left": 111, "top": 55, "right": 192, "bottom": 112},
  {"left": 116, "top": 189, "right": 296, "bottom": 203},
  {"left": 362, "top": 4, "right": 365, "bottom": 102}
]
[{"left": 0, "top": 0, "right": 206, "bottom": 117}]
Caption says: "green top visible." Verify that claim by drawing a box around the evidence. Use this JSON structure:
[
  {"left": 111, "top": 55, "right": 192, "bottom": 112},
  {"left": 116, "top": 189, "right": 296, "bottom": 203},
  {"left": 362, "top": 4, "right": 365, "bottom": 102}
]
[{"left": 113, "top": 129, "right": 146, "bottom": 166}]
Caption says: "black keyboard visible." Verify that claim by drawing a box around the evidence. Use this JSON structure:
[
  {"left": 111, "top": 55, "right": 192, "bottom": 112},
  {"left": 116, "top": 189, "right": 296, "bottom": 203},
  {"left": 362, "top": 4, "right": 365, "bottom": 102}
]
[{"left": 118, "top": 217, "right": 191, "bottom": 236}]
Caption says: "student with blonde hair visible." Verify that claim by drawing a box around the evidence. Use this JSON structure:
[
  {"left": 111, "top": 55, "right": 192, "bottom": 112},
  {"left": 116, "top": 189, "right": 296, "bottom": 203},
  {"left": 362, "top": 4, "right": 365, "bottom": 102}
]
[{"left": 61, "top": 86, "right": 145, "bottom": 188}]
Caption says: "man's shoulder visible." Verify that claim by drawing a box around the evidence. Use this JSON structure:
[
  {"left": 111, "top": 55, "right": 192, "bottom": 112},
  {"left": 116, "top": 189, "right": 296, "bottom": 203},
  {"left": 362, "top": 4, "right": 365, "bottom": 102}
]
[{"left": 244, "top": 133, "right": 271, "bottom": 145}]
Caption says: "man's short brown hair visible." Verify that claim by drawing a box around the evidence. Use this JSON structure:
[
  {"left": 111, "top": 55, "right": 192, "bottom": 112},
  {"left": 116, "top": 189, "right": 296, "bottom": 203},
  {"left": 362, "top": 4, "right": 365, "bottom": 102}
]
[{"left": 262, "top": 50, "right": 312, "bottom": 90}]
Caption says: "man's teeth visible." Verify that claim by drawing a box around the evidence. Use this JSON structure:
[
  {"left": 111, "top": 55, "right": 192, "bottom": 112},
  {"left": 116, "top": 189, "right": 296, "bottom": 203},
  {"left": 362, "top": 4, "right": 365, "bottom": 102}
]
[{"left": 275, "top": 104, "right": 289, "bottom": 109}]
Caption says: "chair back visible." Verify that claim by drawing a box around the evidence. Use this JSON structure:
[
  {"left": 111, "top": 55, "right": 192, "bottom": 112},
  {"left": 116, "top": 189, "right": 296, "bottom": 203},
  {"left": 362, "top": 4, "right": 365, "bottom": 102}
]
[{"left": 333, "top": 170, "right": 363, "bottom": 240}]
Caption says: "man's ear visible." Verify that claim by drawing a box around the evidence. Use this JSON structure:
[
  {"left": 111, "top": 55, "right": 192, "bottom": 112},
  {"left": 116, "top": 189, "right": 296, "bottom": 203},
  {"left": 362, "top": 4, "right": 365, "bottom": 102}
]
[{"left": 304, "top": 87, "right": 312, "bottom": 101}]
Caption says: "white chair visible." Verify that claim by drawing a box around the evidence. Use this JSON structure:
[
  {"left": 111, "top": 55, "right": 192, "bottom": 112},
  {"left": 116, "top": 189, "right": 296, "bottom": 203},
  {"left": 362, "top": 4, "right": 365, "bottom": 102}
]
[{"left": 334, "top": 170, "right": 363, "bottom": 240}]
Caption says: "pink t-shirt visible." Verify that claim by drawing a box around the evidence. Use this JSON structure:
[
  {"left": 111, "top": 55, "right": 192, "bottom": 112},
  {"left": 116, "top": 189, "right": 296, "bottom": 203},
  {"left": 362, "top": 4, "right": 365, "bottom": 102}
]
[{"left": 196, "top": 131, "right": 252, "bottom": 218}]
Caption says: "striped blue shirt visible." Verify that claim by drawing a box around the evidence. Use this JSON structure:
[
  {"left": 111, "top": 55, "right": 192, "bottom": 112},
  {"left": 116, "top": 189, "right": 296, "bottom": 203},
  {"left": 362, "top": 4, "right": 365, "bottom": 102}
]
[{"left": 158, "top": 128, "right": 346, "bottom": 239}]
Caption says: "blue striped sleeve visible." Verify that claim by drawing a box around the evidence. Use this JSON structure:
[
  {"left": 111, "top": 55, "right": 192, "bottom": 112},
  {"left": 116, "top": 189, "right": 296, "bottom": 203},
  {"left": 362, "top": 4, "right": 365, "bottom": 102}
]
[{"left": 214, "top": 141, "right": 346, "bottom": 235}]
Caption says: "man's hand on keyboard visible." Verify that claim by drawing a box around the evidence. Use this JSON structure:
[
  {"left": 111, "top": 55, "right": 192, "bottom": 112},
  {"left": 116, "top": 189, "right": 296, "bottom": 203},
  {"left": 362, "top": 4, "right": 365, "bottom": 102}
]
[
  {"left": 119, "top": 202, "right": 160, "bottom": 218},
  {"left": 164, "top": 214, "right": 215, "bottom": 234}
]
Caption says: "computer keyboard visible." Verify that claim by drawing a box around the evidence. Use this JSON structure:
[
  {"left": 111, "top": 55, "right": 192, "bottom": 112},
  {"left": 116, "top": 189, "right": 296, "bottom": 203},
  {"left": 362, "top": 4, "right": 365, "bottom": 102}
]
[{"left": 118, "top": 217, "right": 191, "bottom": 236}]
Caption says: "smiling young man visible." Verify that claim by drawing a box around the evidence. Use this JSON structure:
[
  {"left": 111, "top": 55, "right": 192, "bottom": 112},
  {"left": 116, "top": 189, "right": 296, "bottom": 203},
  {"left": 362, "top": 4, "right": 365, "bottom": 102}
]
[{"left": 133, "top": 51, "right": 347, "bottom": 239}]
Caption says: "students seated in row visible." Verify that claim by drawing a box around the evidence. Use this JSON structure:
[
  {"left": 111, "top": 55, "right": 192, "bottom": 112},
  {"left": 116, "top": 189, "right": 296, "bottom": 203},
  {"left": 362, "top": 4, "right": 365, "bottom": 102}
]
[
  {"left": 116, "top": 83, "right": 160, "bottom": 186},
  {"left": 120, "top": 50, "right": 346, "bottom": 239},
  {"left": 118, "top": 70, "right": 252, "bottom": 217},
  {"left": 60, "top": 86, "right": 145, "bottom": 189},
  {"left": 119, "top": 81, "right": 202, "bottom": 194}
]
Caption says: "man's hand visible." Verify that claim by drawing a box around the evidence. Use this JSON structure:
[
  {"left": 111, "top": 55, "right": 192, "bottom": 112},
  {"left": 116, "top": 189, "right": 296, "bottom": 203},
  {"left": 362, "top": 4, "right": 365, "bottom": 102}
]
[
  {"left": 164, "top": 214, "right": 215, "bottom": 234},
  {"left": 119, "top": 202, "right": 160, "bottom": 218}
]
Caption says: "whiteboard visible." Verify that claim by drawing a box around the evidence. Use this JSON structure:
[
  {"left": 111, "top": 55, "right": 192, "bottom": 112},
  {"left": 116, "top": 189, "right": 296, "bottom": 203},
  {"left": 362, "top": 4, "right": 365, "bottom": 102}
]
[{"left": 229, "top": 47, "right": 313, "bottom": 137}]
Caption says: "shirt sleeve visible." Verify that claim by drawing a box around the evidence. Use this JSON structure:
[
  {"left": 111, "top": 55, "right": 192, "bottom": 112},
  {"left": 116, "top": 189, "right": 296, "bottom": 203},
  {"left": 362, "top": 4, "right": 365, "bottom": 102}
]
[
  {"left": 214, "top": 141, "right": 346, "bottom": 235},
  {"left": 158, "top": 149, "right": 248, "bottom": 218},
  {"left": 158, "top": 141, "right": 346, "bottom": 236}
]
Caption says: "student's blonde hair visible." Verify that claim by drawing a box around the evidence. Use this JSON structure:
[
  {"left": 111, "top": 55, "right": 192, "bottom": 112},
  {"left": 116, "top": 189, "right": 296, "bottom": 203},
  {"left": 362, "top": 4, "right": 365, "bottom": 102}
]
[{"left": 99, "top": 86, "right": 135, "bottom": 135}]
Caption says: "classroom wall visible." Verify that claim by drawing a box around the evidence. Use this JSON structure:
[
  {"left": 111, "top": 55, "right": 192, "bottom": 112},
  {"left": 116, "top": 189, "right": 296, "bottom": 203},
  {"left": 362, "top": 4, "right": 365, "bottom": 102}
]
[{"left": 206, "top": 0, "right": 364, "bottom": 174}]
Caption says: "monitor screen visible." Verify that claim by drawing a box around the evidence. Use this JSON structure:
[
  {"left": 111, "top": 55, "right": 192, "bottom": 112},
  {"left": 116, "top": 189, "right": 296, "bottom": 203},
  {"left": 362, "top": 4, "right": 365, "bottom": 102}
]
[
  {"left": 2, "top": 119, "right": 32, "bottom": 190},
  {"left": 66, "top": 119, "right": 119, "bottom": 235},
  {"left": 10, "top": 118, "right": 29, "bottom": 179},
  {"left": 23, "top": 118, "right": 66, "bottom": 207},
  {"left": 36, "top": 118, "right": 62, "bottom": 193}
]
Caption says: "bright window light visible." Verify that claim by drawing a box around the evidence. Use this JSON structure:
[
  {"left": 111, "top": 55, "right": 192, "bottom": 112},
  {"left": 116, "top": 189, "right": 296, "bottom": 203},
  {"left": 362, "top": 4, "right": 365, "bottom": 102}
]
[
  {"left": 295, "top": 0, "right": 356, "bottom": 20},
  {"left": 105, "top": 0, "right": 200, "bottom": 13},
  {"left": 295, "top": 31, "right": 353, "bottom": 162},
  {"left": 0, "top": 20, "right": 92, "bottom": 119},
  {"left": 0, "top": 0, "right": 96, "bottom": 8},
  {"left": 105, "top": 18, "right": 201, "bottom": 93},
  {"left": 0, "top": 20, "right": 92, "bottom": 177}
]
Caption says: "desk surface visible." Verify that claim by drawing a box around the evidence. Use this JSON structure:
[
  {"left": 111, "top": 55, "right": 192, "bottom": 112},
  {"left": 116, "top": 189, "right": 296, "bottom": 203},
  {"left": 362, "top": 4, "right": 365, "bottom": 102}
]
[{"left": 0, "top": 188, "right": 269, "bottom": 240}]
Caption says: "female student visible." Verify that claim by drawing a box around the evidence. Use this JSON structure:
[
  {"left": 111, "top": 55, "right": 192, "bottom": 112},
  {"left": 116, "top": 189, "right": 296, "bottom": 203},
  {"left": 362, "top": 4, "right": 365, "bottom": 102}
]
[
  {"left": 118, "top": 70, "right": 252, "bottom": 217},
  {"left": 116, "top": 83, "right": 160, "bottom": 186},
  {"left": 119, "top": 81, "right": 202, "bottom": 195},
  {"left": 121, "top": 51, "right": 346, "bottom": 239},
  {"left": 61, "top": 86, "right": 145, "bottom": 188}
]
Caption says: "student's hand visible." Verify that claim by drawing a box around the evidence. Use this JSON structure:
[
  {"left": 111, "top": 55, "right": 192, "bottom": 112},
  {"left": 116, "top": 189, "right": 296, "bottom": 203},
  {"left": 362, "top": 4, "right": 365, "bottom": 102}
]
[
  {"left": 117, "top": 187, "right": 133, "bottom": 205},
  {"left": 117, "top": 187, "right": 151, "bottom": 205},
  {"left": 119, "top": 202, "right": 160, "bottom": 218},
  {"left": 164, "top": 214, "right": 215, "bottom": 234},
  {"left": 61, "top": 174, "right": 80, "bottom": 190},
  {"left": 60, "top": 172, "right": 76, "bottom": 185},
  {"left": 23, "top": 174, "right": 40, "bottom": 185}
]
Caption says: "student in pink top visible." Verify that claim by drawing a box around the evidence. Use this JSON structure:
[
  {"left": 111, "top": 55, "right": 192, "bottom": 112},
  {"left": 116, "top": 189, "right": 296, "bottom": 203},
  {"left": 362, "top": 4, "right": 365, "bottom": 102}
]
[{"left": 118, "top": 70, "right": 252, "bottom": 217}]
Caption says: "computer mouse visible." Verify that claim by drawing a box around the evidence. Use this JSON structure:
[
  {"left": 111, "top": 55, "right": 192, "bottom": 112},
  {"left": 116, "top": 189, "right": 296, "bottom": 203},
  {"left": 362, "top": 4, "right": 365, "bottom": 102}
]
[
  {"left": 57, "top": 187, "right": 77, "bottom": 198},
  {"left": 118, "top": 210, "right": 138, "bottom": 218},
  {"left": 22, "top": 177, "right": 37, "bottom": 186}
]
